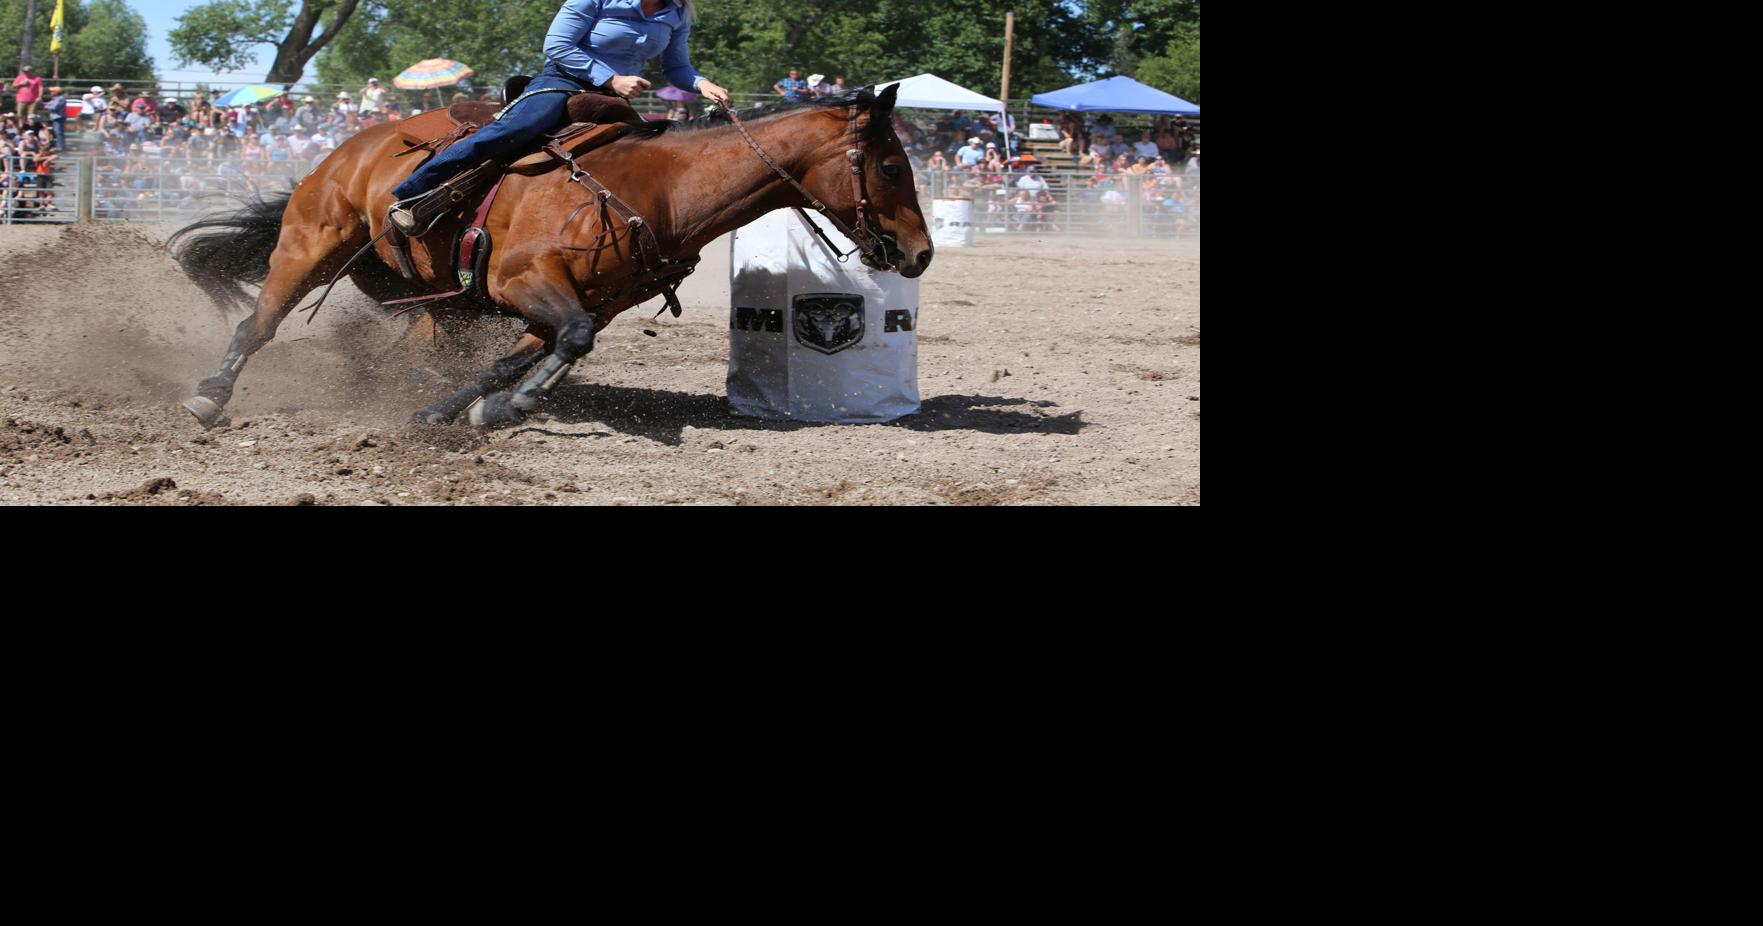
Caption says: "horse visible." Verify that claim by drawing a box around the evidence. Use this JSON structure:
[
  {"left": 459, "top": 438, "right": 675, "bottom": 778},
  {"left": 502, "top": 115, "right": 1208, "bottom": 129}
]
[{"left": 168, "top": 83, "right": 932, "bottom": 430}]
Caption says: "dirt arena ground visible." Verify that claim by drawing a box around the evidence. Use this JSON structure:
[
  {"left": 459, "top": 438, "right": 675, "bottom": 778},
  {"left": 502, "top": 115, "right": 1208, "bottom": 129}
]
[{"left": 0, "top": 222, "right": 1198, "bottom": 505}]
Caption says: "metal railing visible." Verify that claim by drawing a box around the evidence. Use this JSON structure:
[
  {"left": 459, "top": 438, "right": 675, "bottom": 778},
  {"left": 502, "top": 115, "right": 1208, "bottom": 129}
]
[
  {"left": 2, "top": 161, "right": 77, "bottom": 225},
  {"left": 84, "top": 155, "right": 313, "bottom": 223},
  {"left": 920, "top": 169, "right": 1199, "bottom": 239},
  {"left": 9, "top": 158, "right": 1198, "bottom": 240}
]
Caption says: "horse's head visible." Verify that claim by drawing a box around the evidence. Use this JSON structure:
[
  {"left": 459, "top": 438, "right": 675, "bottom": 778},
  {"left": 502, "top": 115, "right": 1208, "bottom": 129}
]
[{"left": 801, "top": 83, "right": 935, "bottom": 279}]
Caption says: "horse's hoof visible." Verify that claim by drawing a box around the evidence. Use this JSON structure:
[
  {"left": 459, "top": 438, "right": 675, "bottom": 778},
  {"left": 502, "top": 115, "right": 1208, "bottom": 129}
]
[
  {"left": 467, "top": 393, "right": 525, "bottom": 429},
  {"left": 409, "top": 410, "right": 449, "bottom": 425},
  {"left": 182, "top": 396, "right": 224, "bottom": 429}
]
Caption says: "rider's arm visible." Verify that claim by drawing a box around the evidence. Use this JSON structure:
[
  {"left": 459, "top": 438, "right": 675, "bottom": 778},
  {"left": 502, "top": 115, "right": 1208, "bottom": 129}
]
[
  {"left": 544, "top": 0, "right": 617, "bottom": 89},
  {"left": 660, "top": 21, "right": 706, "bottom": 92}
]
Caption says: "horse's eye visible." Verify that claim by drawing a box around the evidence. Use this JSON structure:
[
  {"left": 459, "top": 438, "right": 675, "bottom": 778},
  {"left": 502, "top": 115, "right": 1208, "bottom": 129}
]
[{"left": 881, "top": 163, "right": 903, "bottom": 181}]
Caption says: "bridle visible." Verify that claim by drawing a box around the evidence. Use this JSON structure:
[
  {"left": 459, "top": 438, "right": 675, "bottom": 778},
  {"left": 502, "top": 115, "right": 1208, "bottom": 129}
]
[{"left": 725, "top": 104, "right": 896, "bottom": 271}]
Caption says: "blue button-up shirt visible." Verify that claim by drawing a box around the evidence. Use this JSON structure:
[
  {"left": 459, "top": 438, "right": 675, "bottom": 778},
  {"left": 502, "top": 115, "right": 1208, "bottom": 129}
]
[{"left": 544, "top": 0, "right": 705, "bottom": 92}]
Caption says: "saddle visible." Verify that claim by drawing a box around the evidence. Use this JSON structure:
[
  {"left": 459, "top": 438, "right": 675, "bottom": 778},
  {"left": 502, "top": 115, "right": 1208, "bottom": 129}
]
[{"left": 396, "top": 88, "right": 644, "bottom": 174}]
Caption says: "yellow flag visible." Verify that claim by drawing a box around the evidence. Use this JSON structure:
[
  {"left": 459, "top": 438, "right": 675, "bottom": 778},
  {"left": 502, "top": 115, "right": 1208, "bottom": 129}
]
[{"left": 50, "top": 0, "right": 66, "bottom": 55}]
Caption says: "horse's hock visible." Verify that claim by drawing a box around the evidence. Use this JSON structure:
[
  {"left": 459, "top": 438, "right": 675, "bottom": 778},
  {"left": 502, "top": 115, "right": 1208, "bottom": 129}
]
[{"left": 728, "top": 209, "right": 920, "bottom": 423}]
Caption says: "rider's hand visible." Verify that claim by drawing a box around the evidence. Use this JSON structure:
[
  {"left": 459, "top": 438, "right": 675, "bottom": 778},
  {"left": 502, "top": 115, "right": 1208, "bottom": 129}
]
[
  {"left": 607, "top": 76, "right": 652, "bottom": 100},
  {"left": 697, "top": 81, "right": 733, "bottom": 110}
]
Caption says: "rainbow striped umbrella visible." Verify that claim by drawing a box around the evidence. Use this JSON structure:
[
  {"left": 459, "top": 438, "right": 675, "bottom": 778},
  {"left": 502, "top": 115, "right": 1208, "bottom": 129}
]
[
  {"left": 394, "top": 59, "right": 476, "bottom": 90},
  {"left": 213, "top": 85, "right": 286, "bottom": 107}
]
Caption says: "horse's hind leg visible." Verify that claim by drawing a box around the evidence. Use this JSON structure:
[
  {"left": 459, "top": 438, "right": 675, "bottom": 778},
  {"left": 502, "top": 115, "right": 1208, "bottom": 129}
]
[
  {"left": 183, "top": 193, "right": 365, "bottom": 427},
  {"left": 410, "top": 330, "right": 548, "bottom": 425}
]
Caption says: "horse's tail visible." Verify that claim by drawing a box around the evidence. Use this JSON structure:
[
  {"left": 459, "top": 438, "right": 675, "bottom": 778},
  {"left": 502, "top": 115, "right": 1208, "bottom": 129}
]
[{"left": 168, "top": 192, "right": 292, "bottom": 317}]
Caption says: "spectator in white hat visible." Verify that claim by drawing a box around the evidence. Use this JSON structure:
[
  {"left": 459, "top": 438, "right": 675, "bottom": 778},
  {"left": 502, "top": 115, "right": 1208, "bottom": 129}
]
[
  {"left": 807, "top": 73, "right": 829, "bottom": 97},
  {"left": 359, "top": 77, "right": 387, "bottom": 112},
  {"left": 81, "top": 86, "right": 107, "bottom": 128},
  {"left": 956, "top": 136, "right": 984, "bottom": 167}
]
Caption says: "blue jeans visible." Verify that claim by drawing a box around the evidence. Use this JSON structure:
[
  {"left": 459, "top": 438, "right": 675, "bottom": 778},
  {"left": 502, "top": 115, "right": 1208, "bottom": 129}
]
[{"left": 392, "top": 71, "right": 590, "bottom": 200}]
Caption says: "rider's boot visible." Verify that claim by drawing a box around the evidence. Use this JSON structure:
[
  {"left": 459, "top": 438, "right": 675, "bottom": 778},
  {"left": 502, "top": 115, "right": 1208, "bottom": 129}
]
[
  {"left": 387, "top": 162, "right": 499, "bottom": 237},
  {"left": 387, "top": 186, "right": 457, "bottom": 237}
]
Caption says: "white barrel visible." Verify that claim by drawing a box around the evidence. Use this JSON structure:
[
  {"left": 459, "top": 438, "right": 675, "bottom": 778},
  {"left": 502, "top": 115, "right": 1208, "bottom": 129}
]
[
  {"left": 727, "top": 209, "right": 921, "bottom": 423},
  {"left": 932, "top": 197, "right": 975, "bottom": 248}
]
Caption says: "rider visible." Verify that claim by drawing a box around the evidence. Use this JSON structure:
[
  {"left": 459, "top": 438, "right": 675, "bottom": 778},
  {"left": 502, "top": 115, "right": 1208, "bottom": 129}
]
[{"left": 388, "top": 0, "right": 734, "bottom": 235}]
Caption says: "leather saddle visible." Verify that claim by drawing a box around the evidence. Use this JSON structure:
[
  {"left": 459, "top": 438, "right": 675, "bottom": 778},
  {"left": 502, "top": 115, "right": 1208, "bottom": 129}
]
[{"left": 396, "top": 82, "right": 645, "bottom": 175}]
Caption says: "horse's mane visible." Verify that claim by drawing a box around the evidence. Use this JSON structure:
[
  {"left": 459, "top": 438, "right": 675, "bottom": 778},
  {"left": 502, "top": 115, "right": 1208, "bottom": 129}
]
[{"left": 630, "top": 88, "right": 880, "bottom": 139}]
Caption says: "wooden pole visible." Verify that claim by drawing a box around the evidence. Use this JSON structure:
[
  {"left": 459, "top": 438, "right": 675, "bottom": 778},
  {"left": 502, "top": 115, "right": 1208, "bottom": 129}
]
[
  {"left": 1001, "top": 11, "right": 1016, "bottom": 159},
  {"left": 1001, "top": 11, "right": 1015, "bottom": 104}
]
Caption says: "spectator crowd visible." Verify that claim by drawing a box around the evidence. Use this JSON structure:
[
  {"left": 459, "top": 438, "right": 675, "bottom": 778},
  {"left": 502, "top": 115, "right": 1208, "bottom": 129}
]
[
  {"left": 13, "top": 63, "right": 1200, "bottom": 234},
  {"left": 5, "top": 71, "right": 514, "bottom": 221}
]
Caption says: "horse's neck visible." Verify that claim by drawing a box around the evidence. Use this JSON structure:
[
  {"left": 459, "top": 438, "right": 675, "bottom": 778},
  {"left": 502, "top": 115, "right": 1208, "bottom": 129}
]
[{"left": 596, "top": 114, "right": 840, "bottom": 257}]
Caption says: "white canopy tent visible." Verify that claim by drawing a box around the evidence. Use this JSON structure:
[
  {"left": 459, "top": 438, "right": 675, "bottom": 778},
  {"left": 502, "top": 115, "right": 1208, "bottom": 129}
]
[
  {"left": 878, "top": 73, "right": 1005, "bottom": 114},
  {"left": 877, "top": 74, "right": 1012, "bottom": 157}
]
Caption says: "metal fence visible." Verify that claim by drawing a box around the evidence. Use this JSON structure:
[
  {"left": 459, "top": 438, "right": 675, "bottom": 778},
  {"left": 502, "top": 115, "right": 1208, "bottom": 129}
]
[
  {"left": 84, "top": 155, "right": 312, "bottom": 223},
  {"left": 2, "top": 159, "right": 78, "bottom": 225},
  {"left": 7, "top": 157, "right": 1197, "bottom": 239},
  {"left": 921, "top": 169, "right": 1200, "bottom": 239}
]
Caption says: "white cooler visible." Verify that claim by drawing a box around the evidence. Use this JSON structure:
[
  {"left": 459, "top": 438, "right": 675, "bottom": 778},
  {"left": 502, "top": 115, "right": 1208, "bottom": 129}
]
[{"left": 728, "top": 209, "right": 921, "bottom": 423}]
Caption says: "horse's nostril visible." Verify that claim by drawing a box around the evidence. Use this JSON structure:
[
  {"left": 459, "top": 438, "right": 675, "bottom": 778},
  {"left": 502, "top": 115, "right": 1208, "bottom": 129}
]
[{"left": 917, "top": 249, "right": 933, "bottom": 268}]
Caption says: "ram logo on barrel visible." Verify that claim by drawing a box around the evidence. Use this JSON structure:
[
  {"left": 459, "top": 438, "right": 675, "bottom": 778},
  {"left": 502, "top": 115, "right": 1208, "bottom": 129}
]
[{"left": 793, "top": 295, "right": 866, "bottom": 355}]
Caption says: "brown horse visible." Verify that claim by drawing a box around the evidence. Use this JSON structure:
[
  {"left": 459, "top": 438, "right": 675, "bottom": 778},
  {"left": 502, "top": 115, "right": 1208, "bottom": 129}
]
[{"left": 169, "top": 84, "right": 932, "bottom": 429}]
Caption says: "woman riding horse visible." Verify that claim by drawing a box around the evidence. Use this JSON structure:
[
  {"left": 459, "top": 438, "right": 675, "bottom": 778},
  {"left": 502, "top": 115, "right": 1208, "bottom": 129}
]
[{"left": 387, "top": 0, "right": 734, "bottom": 235}]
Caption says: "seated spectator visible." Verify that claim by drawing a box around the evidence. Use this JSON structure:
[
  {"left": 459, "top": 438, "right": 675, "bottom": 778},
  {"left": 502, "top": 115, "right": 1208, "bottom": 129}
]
[
  {"left": 1129, "top": 156, "right": 1153, "bottom": 175},
  {"left": 774, "top": 69, "right": 809, "bottom": 102},
  {"left": 81, "top": 86, "right": 106, "bottom": 127},
  {"left": 927, "top": 150, "right": 950, "bottom": 172},
  {"left": 1134, "top": 133, "right": 1159, "bottom": 160},
  {"left": 1059, "top": 124, "right": 1077, "bottom": 155},
  {"left": 1156, "top": 124, "right": 1179, "bottom": 162},
  {"left": 1011, "top": 189, "right": 1037, "bottom": 227},
  {"left": 956, "top": 137, "right": 984, "bottom": 167},
  {"left": 1092, "top": 115, "right": 1120, "bottom": 146},
  {"left": 1015, "top": 165, "right": 1047, "bottom": 191}
]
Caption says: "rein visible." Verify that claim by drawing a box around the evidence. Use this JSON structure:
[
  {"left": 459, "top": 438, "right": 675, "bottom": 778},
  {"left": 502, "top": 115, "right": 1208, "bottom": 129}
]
[{"left": 724, "top": 106, "right": 894, "bottom": 271}]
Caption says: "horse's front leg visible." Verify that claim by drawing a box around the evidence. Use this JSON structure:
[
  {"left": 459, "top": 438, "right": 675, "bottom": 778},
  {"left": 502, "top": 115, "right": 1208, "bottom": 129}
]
[
  {"left": 466, "top": 274, "right": 609, "bottom": 429},
  {"left": 410, "top": 330, "right": 547, "bottom": 425}
]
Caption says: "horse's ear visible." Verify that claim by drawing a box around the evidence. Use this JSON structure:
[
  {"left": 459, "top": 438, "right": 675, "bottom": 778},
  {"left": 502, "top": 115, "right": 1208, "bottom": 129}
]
[{"left": 874, "top": 82, "right": 899, "bottom": 122}]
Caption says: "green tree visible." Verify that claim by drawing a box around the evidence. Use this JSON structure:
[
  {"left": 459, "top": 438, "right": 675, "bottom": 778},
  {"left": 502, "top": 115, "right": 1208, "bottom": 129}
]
[
  {"left": 314, "top": 0, "right": 1171, "bottom": 103},
  {"left": 1083, "top": 0, "right": 1199, "bottom": 62},
  {"left": 315, "top": 0, "right": 555, "bottom": 90},
  {"left": 169, "top": 0, "right": 362, "bottom": 84},
  {"left": 0, "top": 0, "right": 154, "bottom": 80},
  {"left": 1135, "top": 39, "right": 1198, "bottom": 104}
]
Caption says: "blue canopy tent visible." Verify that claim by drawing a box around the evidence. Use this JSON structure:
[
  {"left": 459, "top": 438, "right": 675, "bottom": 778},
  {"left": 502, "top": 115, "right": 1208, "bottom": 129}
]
[{"left": 1031, "top": 76, "right": 1199, "bottom": 115}]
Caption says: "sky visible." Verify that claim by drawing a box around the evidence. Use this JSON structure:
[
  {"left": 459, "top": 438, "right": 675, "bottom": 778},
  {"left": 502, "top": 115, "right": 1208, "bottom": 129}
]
[{"left": 132, "top": 0, "right": 316, "bottom": 85}]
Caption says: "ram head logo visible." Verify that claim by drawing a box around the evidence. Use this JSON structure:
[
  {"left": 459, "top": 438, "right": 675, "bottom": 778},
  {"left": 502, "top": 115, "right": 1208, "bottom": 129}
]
[{"left": 793, "top": 295, "right": 866, "bottom": 355}]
